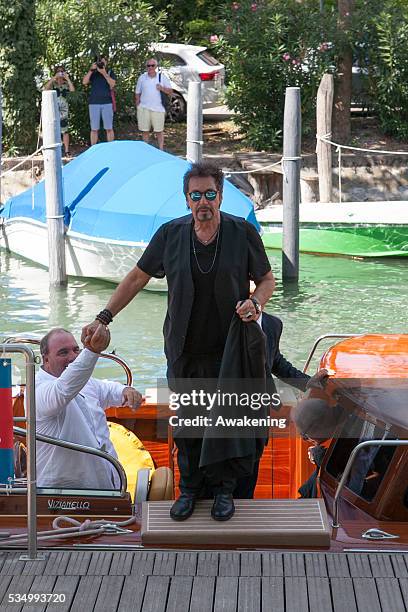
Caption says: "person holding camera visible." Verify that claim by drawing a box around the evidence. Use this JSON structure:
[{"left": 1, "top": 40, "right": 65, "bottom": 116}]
[
  {"left": 135, "top": 58, "right": 172, "bottom": 151},
  {"left": 83, "top": 55, "right": 116, "bottom": 146},
  {"left": 44, "top": 65, "right": 75, "bottom": 156}
]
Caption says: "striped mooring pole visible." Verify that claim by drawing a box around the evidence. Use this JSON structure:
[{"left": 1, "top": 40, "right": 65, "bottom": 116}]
[{"left": 0, "top": 359, "right": 13, "bottom": 484}]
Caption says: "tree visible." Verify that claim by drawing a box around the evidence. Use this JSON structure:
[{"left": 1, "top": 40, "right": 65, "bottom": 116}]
[
  {"left": 36, "top": 0, "right": 166, "bottom": 141},
  {"left": 152, "top": 0, "right": 223, "bottom": 43},
  {"left": 218, "top": 0, "right": 338, "bottom": 150},
  {"left": 332, "top": 0, "right": 355, "bottom": 143},
  {"left": 0, "top": 0, "right": 39, "bottom": 154}
]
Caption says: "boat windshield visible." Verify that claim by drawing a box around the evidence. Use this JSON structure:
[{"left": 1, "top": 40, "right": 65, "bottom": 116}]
[{"left": 326, "top": 413, "right": 396, "bottom": 502}]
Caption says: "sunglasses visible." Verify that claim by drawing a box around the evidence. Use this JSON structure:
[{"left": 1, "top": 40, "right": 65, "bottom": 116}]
[
  {"left": 146, "top": 64, "right": 156, "bottom": 67},
  {"left": 188, "top": 189, "right": 218, "bottom": 202}
]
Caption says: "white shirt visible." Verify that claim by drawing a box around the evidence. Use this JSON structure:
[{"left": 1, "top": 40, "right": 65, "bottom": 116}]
[
  {"left": 35, "top": 348, "right": 125, "bottom": 490},
  {"left": 135, "top": 71, "right": 172, "bottom": 112}
]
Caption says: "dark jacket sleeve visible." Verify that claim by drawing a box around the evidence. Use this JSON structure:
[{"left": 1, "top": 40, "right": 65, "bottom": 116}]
[
  {"left": 262, "top": 313, "right": 310, "bottom": 391},
  {"left": 272, "top": 352, "right": 310, "bottom": 391}
]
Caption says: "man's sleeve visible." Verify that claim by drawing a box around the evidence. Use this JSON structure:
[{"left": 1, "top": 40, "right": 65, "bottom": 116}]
[
  {"left": 96, "top": 380, "right": 125, "bottom": 409},
  {"left": 272, "top": 353, "right": 310, "bottom": 391},
  {"left": 36, "top": 349, "right": 99, "bottom": 420},
  {"left": 137, "top": 224, "right": 166, "bottom": 278},
  {"left": 135, "top": 75, "right": 142, "bottom": 94},
  {"left": 246, "top": 221, "right": 271, "bottom": 282}
]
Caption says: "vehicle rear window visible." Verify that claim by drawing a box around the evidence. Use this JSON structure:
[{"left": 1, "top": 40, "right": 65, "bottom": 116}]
[
  {"left": 196, "top": 51, "right": 220, "bottom": 66},
  {"left": 157, "top": 52, "right": 186, "bottom": 67},
  {"left": 326, "top": 414, "right": 396, "bottom": 502}
]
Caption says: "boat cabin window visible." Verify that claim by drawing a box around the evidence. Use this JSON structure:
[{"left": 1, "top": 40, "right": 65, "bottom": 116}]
[{"left": 326, "top": 414, "right": 396, "bottom": 502}]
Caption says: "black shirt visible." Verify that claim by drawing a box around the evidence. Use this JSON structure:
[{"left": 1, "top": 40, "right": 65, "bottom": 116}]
[
  {"left": 137, "top": 214, "right": 271, "bottom": 360},
  {"left": 184, "top": 222, "right": 224, "bottom": 355}
]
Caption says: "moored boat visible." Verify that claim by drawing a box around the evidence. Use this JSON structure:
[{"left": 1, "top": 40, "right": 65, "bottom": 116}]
[
  {"left": 0, "top": 142, "right": 259, "bottom": 288},
  {"left": 257, "top": 201, "right": 408, "bottom": 257}
]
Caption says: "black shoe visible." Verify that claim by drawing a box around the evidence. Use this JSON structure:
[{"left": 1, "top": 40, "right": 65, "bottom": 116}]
[
  {"left": 170, "top": 493, "right": 196, "bottom": 521},
  {"left": 211, "top": 493, "right": 235, "bottom": 521}
]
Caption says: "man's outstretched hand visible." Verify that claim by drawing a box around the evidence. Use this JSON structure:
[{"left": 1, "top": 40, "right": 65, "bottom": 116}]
[
  {"left": 82, "top": 321, "right": 110, "bottom": 353},
  {"left": 122, "top": 387, "right": 143, "bottom": 410}
]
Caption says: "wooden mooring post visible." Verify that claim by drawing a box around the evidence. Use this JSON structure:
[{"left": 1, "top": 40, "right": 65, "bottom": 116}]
[
  {"left": 282, "top": 87, "right": 301, "bottom": 282},
  {"left": 42, "top": 90, "right": 67, "bottom": 286},
  {"left": 316, "top": 73, "right": 334, "bottom": 202},
  {"left": 186, "top": 81, "right": 203, "bottom": 163}
]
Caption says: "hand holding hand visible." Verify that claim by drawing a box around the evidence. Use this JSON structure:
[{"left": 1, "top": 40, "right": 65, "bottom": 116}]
[
  {"left": 156, "top": 83, "right": 162, "bottom": 91},
  {"left": 235, "top": 299, "right": 260, "bottom": 323},
  {"left": 82, "top": 321, "right": 110, "bottom": 353},
  {"left": 121, "top": 387, "right": 143, "bottom": 410},
  {"left": 86, "top": 322, "right": 110, "bottom": 353}
]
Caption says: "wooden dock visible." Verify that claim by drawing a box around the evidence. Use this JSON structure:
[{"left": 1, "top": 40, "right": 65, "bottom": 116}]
[{"left": 1, "top": 549, "right": 408, "bottom": 610}]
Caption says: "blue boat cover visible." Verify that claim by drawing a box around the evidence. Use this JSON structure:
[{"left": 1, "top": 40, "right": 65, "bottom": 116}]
[{"left": 2, "top": 141, "right": 259, "bottom": 242}]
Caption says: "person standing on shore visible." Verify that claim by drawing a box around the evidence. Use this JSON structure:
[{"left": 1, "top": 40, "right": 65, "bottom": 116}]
[
  {"left": 83, "top": 55, "right": 116, "bottom": 146},
  {"left": 135, "top": 58, "right": 172, "bottom": 151},
  {"left": 81, "top": 161, "right": 275, "bottom": 522},
  {"left": 44, "top": 65, "right": 75, "bottom": 156}
]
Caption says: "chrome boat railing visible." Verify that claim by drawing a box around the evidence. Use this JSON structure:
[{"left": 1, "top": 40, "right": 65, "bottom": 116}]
[
  {"left": 332, "top": 439, "right": 408, "bottom": 529},
  {"left": 0, "top": 344, "right": 39, "bottom": 560},
  {"left": 303, "top": 333, "right": 360, "bottom": 374}
]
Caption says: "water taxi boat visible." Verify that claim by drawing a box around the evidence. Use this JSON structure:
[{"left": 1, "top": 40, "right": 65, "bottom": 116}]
[
  {"left": 1, "top": 332, "right": 407, "bottom": 552},
  {"left": 0, "top": 334, "right": 407, "bottom": 610}
]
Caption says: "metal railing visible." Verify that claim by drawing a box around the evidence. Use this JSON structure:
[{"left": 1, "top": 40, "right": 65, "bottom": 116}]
[
  {"left": 0, "top": 344, "right": 39, "bottom": 560},
  {"left": 332, "top": 439, "right": 408, "bottom": 528},
  {"left": 13, "top": 426, "right": 127, "bottom": 496},
  {"left": 303, "top": 333, "right": 360, "bottom": 374},
  {"left": 2, "top": 336, "right": 133, "bottom": 386},
  {"left": 1, "top": 341, "right": 131, "bottom": 561}
]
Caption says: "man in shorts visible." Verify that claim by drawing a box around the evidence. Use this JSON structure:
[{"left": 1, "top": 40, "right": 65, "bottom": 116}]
[
  {"left": 135, "top": 58, "right": 172, "bottom": 150},
  {"left": 83, "top": 55, "right": 116, "bottom": 146}
]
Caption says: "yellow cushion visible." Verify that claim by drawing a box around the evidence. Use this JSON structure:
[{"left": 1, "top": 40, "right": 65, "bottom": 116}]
[{"left": 108, "top": 422, "right": 155, "bottom": 501}]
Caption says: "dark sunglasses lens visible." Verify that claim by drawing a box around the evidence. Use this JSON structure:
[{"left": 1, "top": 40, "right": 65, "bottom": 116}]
[
  {"left": 204, "top": 190, "right": 217, "bottom": 201},
  {"left": 147, "top": 64, "right": 155, "bottom": 67},
  {"left": 190, "top": 191, "right": 203, "bottom": 202},
  {"left": 189, "top": 190, "right": 217, "bottom": 202}
]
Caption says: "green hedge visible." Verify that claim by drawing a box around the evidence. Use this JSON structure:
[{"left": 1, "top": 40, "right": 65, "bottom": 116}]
[{"left": 0, "top": 0, "right": 39, "bottom": 154}]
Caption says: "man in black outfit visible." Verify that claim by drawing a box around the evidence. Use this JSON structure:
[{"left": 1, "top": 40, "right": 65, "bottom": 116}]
[{"left": 82, "top": 162, "right": 275, "bottom": 521}]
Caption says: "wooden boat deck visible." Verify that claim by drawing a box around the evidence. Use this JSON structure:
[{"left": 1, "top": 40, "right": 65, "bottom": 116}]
[{"left": 1, "top": 549, "right": 408, "bottom": 611}]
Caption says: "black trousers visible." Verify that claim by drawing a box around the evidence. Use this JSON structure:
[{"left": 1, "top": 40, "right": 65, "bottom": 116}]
[
  {"left": 169, "top": 352, "right": 238, "bottom": 496},
  {"left": 169, "top": 353, "right": 263, "bottom": 497}
]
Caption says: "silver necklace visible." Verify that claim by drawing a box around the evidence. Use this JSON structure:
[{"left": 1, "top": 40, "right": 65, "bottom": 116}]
[
  {"left": 195, "top": 227, "right": 219, "bottom": 245},
  {"left": 192, "top": 227, "right": 220, "bottom": 274}
]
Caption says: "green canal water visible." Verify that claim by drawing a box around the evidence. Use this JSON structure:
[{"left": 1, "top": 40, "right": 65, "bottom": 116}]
[{"left": 1, "top": 250, "right": 407, "bottom": 389}]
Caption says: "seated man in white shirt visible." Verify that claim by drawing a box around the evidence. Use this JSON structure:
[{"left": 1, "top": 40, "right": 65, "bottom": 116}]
[{"left": 35, "top": 326, "right": 142, "bottom": 490}]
